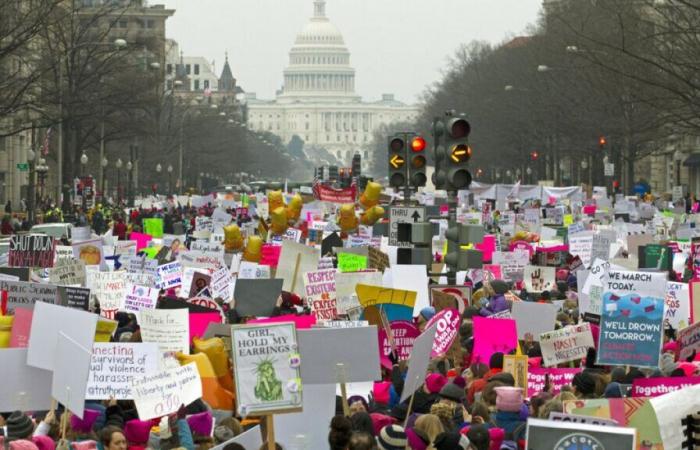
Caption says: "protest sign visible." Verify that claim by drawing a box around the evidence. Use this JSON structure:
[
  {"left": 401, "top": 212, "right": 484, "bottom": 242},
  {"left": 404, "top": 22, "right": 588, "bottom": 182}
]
[
  {"left": 72, "top": 238, "right": 104, "bottom": 268},
  {"left": 55, "top": 245, "right": 75, "bottom": 263},
  {"left": 526, "top": 418, "right": 636, "bottom": 450},
  {"left": 540, "top": 323, "right": 595, "bottom": 367},
  {"left": 190, "top": 240, "right": 224, "bottom": 254},
  {"left": 678, "top": 320, "right": 700, "bottom": 360},
  {"left": 297, "top": 326, "right": 381, "bottom": 384},
  {"left": 631, "top": 376, "right": 700, "bottom": 398},
  {"left": 195, "top": 216, "right": 214, "bottom": 233},
  {"left": 51, "top": 332, "right": 92, "bottom": 419},
  {"left": 248, "top": 314, "right": 316, "bottom": 329},
  {"left": 188, "top": 272, "right": 211, "bottom": 298},
  {"left": 156, "top": 261, "right": 183, "bottom": 289},
  {"left": 303, "top": 269, "right": 337, "bottom": 320},
  {"left": 87, "top": 271, "right": 126, "bottom": 319},
  {"left": 0, "top": 267, "right": 29, "bottom": 281},
  {"left": 210, "top": 267, "right": 234, "bottom": 301},
  {"left": 9, "top": 307, "right": 32, "bottom": 347},
  {"left": 233, "top": 279, "right": 283, "bottom": 318},
  {"left": 276, "top": 240, "right": 319, "bottom": 297},
  {"left": 335, "top": 271, "right": 381, "bottom": 315},
  {"left": 9, "top": 234, "right": 56, "bottom": 268},
  {"left": 189, "top": 312, "right": 222, "bottom": 341},
  {"left": 179, "top": 251, "right": 225, "bottom": 272},
  {"left": 131, "top": 363, "right": 202, "bottom": 420},
  {"left": 591, "top": 229, "right": 617, "bottom": 261},
  {"left": 368, "top": 247, "right": 390, "bottom": 272},
  {"left": 238, "top": 261, "right": 271, "bottom": 279},
  {"left": 231, "top": 323, "right": 303, "bottom": 416},
  {"left": 567, "top": 232, "right": 593, "bottom": 268},
  {"left": 356, "top": 284, "right": 416, "bottom": 321},
  {"left": 259, "top": 244, "right": 282, "bottom": 268},
  {"left": 122, "top": 284, "right": 159, "bottom": 317},
  {"left": 388, "top": 265, "right": 430, "bottom": 316},
  {"left": 472, "top": 316, "right": 518, "bottom": 366},
  {"left": 597, "top": 270, "right": 666, "bottom": 367},
  {"left": 86, "top": 343, "right": 160, "bottom": 399},
  {"left": 400, "top": 324, "right": 438, "bottom": 403},
  {"left": 511, "top": 301, "right": 557, "bottom": 341},
  {"left": 274, "top": 384, "right": 336, "bottom": 450},
  {"left": 491, "top": 250, "right": 529, "bottom": 282},
  {"left": 143, "top": 218, "right": 164, "bottom": 238},
  {"left": 139, "top": 308, "right": 190, "bottom": 354},
  {"left": 424, "top": 308, "right": 460, "bottom": 358},
  {"left": 527, "top": 367, "right": 581, "bottom": 398},
  {"left": 664, "top": 281, "right": 690, "bottom": 330},
  {"left": 212, "top": 426, "right": 263, "bottom": 450},
  {"left": 337, "top": 253, "right": 368, "bottom": 272},
  {"left": 548, "top": 412, "right": 618, "bottom": 427},
  {"left": 0, "top": 280, "right": 58, "bottom": 313},
  {"left": 503, "top": 354, "right": 528, "bottom": 390},
  {"left": 377, "top": 321, "right": 420, "bottom": 368},
  {"left": 49, "top": 259, "right": 86, "bottom": 286},
  {"left": 650, "top": 383, "right": 700, "bottom": 450},
  {"left": 27, "top": 302, "right": 98, "bottom": 371},
  {"left": 0, "top": 349, "right": 52, "bottom": 411},
  {"left": 523, "top": 265, "right": 556, "bottom": 292}
]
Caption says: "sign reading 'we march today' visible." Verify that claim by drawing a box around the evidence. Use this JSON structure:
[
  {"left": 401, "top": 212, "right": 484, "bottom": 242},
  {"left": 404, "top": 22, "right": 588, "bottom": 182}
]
[{"left": 597, "top": 270, "right": 667, "bottom": 368}]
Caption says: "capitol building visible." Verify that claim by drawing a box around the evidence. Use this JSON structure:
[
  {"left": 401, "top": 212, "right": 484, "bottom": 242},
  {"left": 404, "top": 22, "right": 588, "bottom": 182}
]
[{"left": 246, "top": 0, "right": 419, "bottom": 167}]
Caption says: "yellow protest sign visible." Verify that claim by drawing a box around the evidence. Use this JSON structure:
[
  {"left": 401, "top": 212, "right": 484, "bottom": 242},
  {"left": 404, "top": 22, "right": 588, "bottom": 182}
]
[
  {"left": 564, "top": 214, "right": 574, "bottom": 226},
  {"left": 95, "top": 318, "right": 118, "bottom": 342},
  {"left": 355, "top": 284, "right": 416, "bottom": 309},
  {"left": 503, "top": 354, "right": 528, "bottom": 391}
]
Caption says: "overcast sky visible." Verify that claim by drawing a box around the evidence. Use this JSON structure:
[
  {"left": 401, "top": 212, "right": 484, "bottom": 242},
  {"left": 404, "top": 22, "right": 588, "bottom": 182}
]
[{"left": 160, "top": 0, "right": 543, "bottom": 104}]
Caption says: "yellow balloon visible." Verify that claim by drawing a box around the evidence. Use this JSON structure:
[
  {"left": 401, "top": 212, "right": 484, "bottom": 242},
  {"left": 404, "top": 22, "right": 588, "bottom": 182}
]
[
  {"left": 360, "top": 205, "right": 385, "bottom": 226},
  {"left": 243, "top": 235, "right": 263, "bottom": 262},
  {"left": 287, "top": 193, "right": 303, "bottom": 221},
  {"left": 337, "top": 203, "right": 359, "bottom": 233},
  {"left": 268, "top": 190, "right": 285, "bottom": 212},
  {"left": 270, "top": 206, "right": 289, "bottom": 235},
  {"left": 360, "top": 181, "right": 382, "bottom": 209},
  {"left": 223, "top": 224, "right": 244, "bottom": 252}
]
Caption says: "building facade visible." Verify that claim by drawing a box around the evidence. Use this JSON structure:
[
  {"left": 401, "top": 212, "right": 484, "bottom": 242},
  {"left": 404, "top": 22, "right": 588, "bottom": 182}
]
[{"left": 246, "top": 0, "right": 419, "bottom": 167}]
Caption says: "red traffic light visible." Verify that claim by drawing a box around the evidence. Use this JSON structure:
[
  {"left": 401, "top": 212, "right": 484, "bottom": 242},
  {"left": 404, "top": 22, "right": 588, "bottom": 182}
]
[
  {"left": 411, "top": 136, "right": 426, "bottom": 152},
  {"left": 530, "top": 151, "right": 539, "bottom": 160},
  {"left": 598, "top": 136, "right": 607, "bottom": 148}
]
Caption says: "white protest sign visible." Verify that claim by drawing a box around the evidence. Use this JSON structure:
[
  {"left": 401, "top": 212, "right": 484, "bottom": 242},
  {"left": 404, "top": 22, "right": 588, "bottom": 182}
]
[
  {"left": 156, "top": 261, "right": 183, "bottom": 289},
  {"left": 27, "top": 302, "right": 98, "bottom": 371},
  {"left": 523, "top": 266, "right": 556, "bottom": 292},
  {"left": 304, "top": 269, "right": 337, "bottom": 321},
  {"left": 400, "top": 324, "right": 438, "bottom": 403},
  {"left": 335, "top": 271, "right": 382, "bottom": 315},
  {"left": 121, "top": 285, "right": 159, "bottom": 318},
  {"left": 86, "top": 343, "right": 160, "bottom": 399},
  {"left": 49, "top": 259, "right": 87, "bottom": 286},
  {"left": 55, "top": 245, "right": 75, "bottom": 263},
  {"left": 87, "top": 271, "right": 126, "bottom": 319},
  {"left": 51, "top": 332, "right": 92, "bottom": 419},
  {"left": 678, "top": 321, "right": 700, "bottom": 361},
  {"left": 190, "top": 240, "right": 225, "bottom": 254},
  {"left": 540, "top": 323, "right": 595, "bottom": 367},
  {"left": 664, "top": 281, "right": 690, "bottom": 330},
  {"left": 0, "top": 349, "right": 53, "bottom": 412},
  {"left": 276, "top": 241, "right": 320, "bottom": 297},
  {"left": 0, "top": 280, "right": 58, "bottom": 313},
  {"left": 211, "top": 426, "right": 263, "bottom": 450},
  {"left": 179, "top": 251, "right": 225, "bottom": 272},
  {"left": 195, "top": 216, "right": 214, "bottom": 233},
  {"left": 492, "top": 250, "right": 529, "bottom": 282},
  {"left": 387, "top": 265, "right": 430, "bottom": 317},
  {"left": 139, "top": 309, "right": 190, "bottom": 354},
  {"left": 512, "top": 301, "right": 558, "bottom": 341},
  {"left": 210, "top": 267, "right": 234, "bottom": 301},
  {"left": 568, "top": 232, "right": 593, "bottom": 269},
  {"left": 131, "top": 363, "right": 202, "bottom": 420},
  {"left": 591, "top": 229, "right": 617, "bottom": 261}
]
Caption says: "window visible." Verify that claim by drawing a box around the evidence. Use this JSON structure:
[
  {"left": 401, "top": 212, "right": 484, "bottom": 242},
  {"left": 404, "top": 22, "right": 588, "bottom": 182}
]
[
  {"left": 337, "top": 135, "right": 340, "bottom": 142},
  {"left": 146, "top": 19, "right": 155, "bottom": 29},
  {"left": 326, "top": 135, "right": 330, "bottom": 142},
  {"left": 166, "top": 64, "right": 172, "bottom": 74},
  {"left": 305, "top": 135, "right": 308, "bottom": 141},
  {"left": 305, "top": 122, "right": 309, "bottom": 130},
  {"left": 186, "top": 64, "right": 191, "bottom": 75},
  {"left": 194, "top": 79, "right": 200, "bottom": 90},
  {"left": 203, "top": 80, "right": 209, "bottom": 89},
  {"left": 194, "top": 64, "right": 200, "bottom": 75},
  {"left": 118, "top": 19, "right": 128, "bottom": 28}
]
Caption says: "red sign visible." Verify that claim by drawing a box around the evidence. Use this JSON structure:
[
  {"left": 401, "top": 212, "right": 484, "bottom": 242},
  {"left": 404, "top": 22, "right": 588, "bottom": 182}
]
[
  {"left": 313, "top": 183, "right": 357, "bottom": 204},
  {"left": 631, "top": 377, "right": 700, "bottom": 398},
  {"left": 424, "top": 308, "right": 460, "bottom": 358},
  {"left": 378, "top": 321, "right": 420, "bottom": 369}
]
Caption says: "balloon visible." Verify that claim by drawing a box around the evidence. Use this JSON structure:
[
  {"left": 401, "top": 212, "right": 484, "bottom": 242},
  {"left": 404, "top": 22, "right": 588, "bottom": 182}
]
[
  {"left": 268, "top": 190, "right": 285, "bottom": 212},
  {"left": 287, "top": 193, "right": 303, "bottom": 221},
  {"left": 223, "top": 224, "right": 244, "bottom": 252},
  {"left": 360, "top": 205, "right": 384, "bottom": 226},
  {"left": 359, "top": 181, "right": 382, "bottom": 209},
  {"left": 337, "top": 203, "right": 359, "bottom": 233},
  {"left": 243, "top": 235, "right": 263, "bottom": 262},
  {"left": 270, "top": 206, "right": 289, "bottom": 235}
]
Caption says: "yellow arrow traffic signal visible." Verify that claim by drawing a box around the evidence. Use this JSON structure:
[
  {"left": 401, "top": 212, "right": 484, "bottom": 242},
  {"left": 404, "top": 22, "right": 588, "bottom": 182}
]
[
  {"left": 450, "top": 144, "right": 471, "bottom": 163},
  {"left": 390, "top": 154, "right": 405, "bottom": 169}
]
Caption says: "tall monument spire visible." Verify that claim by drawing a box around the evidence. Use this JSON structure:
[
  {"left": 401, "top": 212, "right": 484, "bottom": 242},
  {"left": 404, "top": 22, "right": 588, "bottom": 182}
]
[{"left": 313, "top": 0, "right": 326, "bottom": 18}]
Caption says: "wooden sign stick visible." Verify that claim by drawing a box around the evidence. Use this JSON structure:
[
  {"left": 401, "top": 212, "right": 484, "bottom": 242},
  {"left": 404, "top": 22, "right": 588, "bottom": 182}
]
[
  {"left": 336, "top": 363, "right": 350, "bottom": 417},
  {"left": 290, "top": 253, "right": 302, "bottom": 294},
  {"left": 403, "top": 392, "right": 416, "bottom": 428},
  {"left": 265, "top": 415, "right": 276, "bottom": 450}
]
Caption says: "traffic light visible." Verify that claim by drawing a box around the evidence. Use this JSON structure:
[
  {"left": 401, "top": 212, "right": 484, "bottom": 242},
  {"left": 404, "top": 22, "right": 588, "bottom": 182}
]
[
  {"left": 444, "top": 223, "right": 484, "bottom": 270},
  {"left": 388, "top": 135, "right": 407, "bottom": 188},
  {"left": 329, "top": 165, "right": 339, "bottom": 181},
  {"left": 433, "top": 115, "right": 472, "bottom": 191},
  {"left": 409, "top": 135, "right": 427, "bottom": 187},
  {"left": 530, "top": 151, "right": 539, "bottom": 161},
  {"left": 352, "top": 153, "right": 362, "bottom": 178},
  {"left": 598, "top": 136, "right": 607, "bottom": 149}
]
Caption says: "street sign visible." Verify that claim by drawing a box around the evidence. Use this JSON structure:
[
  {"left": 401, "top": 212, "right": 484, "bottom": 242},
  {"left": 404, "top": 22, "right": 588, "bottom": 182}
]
[
  {"left": 16, "top": 163, "right": 28, "bottom": 172},
  {"left": 604, "top": 163, "right": 615, "bottom": 177},
  {"left": 389, "top": 206, "right": 426, "bottom": 248}
]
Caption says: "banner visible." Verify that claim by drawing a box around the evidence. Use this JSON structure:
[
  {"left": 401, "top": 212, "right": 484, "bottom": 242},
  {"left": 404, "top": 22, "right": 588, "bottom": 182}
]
[
  {"left": 540, "top": 323, "right": 595, "bottom": 367},
  {"left": 377, "top": 321, "right": 420, "bottom": 368},
  {"left": 527, "top": 367, "right": 581, "bottom": 398},
  {"left": 313, "top": 183, "right": 357, "bottom": 203},
  {"left": 0, "top": 280, "right": 58, "bottom": 313},
  {"left": 424, "top": 308, "right": 460, "bottom": 358},
  {"left": 86, "top": 343, "right": 160, "bottom": 399},
  {"left": 131, "top": 363, "right": 202, "bottom": 420},
  {"left": 597, "top": 270, "right": 666, "bottom": 367},
  {"left": 631, "top": 376, "right": 700, "bottom": 398},
  {"left": 231, "top": 323, "right": 303, "bottom": 416},
  {"left": 303, "top": 269, "right": 337, "bottom": 321},
  {"left": 9, "top": 235, "right": 56, "bottom": 268}
]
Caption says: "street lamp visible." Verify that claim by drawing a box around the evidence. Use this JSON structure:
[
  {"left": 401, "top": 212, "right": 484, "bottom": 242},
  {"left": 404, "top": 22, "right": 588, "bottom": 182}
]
[
  {"left": 167, "top": 164, "right": 173, "bottom": 193},
  {"left": 156, "top": 163, "right": 162, "bottom": 173},
  {"left": 673, "top": 149, "right": 684, "bottom": 186},
  {"left": 101, "top": 157, "right": 108, "bottom": 200},
  {"left": 115, "top": 158, "right": 122, "bottom": 202},
  {"left": 80, "top": 153, "right": 88, "bottom": 176},
  {"left": 581, "top": 160, "right": 588, "bottom": 169},
  {"left": 537, "top": 65, "right": 551, "bottom": 72}
]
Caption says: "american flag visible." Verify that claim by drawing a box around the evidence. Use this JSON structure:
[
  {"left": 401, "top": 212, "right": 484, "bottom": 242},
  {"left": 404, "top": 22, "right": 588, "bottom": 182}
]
[
  {"left": 312, "top": 171, "right": 321, "bottom": 199},
  {"left": 41, "top": 127, "right": 52, "bottom": 156}
]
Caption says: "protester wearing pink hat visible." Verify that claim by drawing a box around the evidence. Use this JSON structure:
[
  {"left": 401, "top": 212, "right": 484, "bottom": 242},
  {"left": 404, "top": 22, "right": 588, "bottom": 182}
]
[
  {"left": 425, "top": 373, "right": 448, "bottom": 395},
  {"left": 123, "top": 420, "right": 152, "bottom": 450},
  {"left": 31, "top": 436, "right": 55, "bottom": 450},
  {"left": 493, "top": 387, "right": 527, "bottom": 442}
]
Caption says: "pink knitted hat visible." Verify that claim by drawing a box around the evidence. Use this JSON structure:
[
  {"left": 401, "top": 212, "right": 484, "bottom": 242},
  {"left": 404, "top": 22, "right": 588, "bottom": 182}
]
[
  {"left": 425, "top": 373, "right": 448, "bottom": 394},
  {"left": 495, "top": 386, "right": 524, "bottom": 412},
  {"left": 69, "top": 409, "right": 100, "bottom": 434},
  {"left": 124, "top": 420, "right": 152, "bottom": 445}
]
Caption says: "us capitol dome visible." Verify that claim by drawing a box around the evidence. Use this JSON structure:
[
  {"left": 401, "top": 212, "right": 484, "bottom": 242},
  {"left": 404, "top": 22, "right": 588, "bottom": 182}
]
[{"left": 246, "top": 0, "right": 419, "bottom": 165}]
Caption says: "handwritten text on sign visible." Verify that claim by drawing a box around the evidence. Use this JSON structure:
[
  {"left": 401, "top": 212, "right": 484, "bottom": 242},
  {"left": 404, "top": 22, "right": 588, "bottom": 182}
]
[
  {"left": 86, "top": 343, "right": 160, "bottom": 399},
  {"left": 131, "top": 363, "right": 202, "bottom": 420}
]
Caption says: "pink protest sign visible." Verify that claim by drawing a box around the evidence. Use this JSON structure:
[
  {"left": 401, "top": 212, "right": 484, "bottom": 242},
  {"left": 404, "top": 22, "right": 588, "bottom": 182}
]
[
  {"left": 130, "top": 232, "right": 152, "bottom": 251},
  {"left": 260, "top": 244, "right": 282, "bottom": 268},
  {"left": 631, "top": 376, "right": 700, "bottom": 398},
  {"left": 509, "top": 240, "right": 534, "bottom": 257},
  {"left": 249, "top": 314, "right": 316, "bottom": 329},
  {"left": 472, "top": 316, "right": 518, "bottom": 366},
  {"left": 583, "top": 204, "right": 597, "bottom": 216},
  {"left": 378, "top": 321, "right": 420, "bottom": 369},
  {"left": 189, "top": 312, "right": 222, "bottom": 341},
  {"left": 476, "top": 235, "right": 496, "bottom": 263},
  {"left": 527, "top": 367, "right": 581, "bottom": 398},
  {"left": 425, "top": 308, "right": 460, "bottom": 358},
  {"left": 482, "top": 264, "right": 502, "bottom": 281},
  {"left": 9, "top": 307, "right": 32, "bottom": 348}
]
